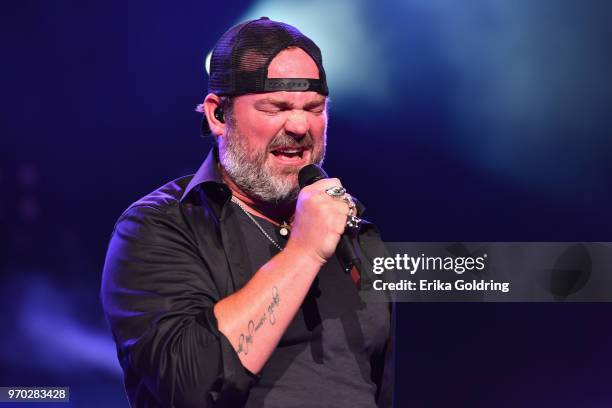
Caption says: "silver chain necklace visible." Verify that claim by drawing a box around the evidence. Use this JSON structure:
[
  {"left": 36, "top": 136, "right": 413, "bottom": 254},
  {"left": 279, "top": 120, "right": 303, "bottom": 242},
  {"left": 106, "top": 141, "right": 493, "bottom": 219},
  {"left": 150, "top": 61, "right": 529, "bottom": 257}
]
[{"left": 231, "top": 196, "right": 285, "bottom": 252}]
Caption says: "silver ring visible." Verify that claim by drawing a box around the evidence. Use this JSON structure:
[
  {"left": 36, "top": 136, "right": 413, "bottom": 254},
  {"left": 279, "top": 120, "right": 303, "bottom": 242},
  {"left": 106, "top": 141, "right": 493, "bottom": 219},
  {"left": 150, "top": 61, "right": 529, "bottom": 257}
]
[
  {"left": 346, "top": 214, "right": 362, "bottom": 230},
  {"left": 343, "top": 194, "right": 356, "bottom": 216},
  {"left": 325, "top": 186, "right": 346, "bottom": 198},
  {"left": 342, "top": 193, "right": 356, "bottom": 209}
]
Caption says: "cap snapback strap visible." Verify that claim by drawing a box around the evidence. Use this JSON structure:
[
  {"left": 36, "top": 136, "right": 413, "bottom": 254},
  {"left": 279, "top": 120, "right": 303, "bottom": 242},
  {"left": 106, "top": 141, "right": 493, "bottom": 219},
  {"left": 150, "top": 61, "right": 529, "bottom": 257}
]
[{"left": 264, "top": 78, "right": 327, "bottom": 94}]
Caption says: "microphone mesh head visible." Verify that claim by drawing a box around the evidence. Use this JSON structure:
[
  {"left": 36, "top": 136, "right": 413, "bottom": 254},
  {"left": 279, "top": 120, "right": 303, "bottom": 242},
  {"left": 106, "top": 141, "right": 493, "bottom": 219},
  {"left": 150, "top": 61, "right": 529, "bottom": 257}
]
[{"left": 298, "top": 164, "right": 328, "bottom": 188}]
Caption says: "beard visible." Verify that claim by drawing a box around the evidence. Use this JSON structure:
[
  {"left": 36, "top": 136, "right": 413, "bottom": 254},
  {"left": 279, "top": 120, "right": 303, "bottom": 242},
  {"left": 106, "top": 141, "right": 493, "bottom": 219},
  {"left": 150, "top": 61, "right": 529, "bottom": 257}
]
[{"left": 219, "top": 126, "right": 326, "bottom": 204}]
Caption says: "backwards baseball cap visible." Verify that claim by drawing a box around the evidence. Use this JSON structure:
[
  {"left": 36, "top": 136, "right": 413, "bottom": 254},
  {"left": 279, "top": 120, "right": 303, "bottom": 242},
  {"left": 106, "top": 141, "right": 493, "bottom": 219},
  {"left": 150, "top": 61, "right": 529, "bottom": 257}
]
[{"left": 201, "top": 17, "right": 329, "bottom": 134}]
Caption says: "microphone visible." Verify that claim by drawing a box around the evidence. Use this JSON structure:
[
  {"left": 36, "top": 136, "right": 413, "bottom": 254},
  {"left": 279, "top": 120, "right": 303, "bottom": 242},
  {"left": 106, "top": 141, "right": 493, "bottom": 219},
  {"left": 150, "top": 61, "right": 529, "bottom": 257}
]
[{"left": 298, "top": 164, "right": 362, "bottom": 274}]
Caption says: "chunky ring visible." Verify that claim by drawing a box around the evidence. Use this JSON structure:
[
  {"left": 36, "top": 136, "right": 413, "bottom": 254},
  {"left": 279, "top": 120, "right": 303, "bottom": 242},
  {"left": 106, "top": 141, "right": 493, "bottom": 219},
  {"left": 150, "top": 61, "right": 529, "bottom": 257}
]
[
  {"left": 346, "top": 214, "right": 362, "bottom": 230},
  {"left": 325, "top": 186, "right": 346, "bottom": 198}
]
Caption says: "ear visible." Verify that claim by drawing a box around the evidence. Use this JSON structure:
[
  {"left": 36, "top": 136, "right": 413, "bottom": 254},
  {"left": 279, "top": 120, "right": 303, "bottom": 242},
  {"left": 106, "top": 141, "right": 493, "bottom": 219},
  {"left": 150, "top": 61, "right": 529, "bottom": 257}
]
[{"left": 203, "top": 93, "right": 225, "bottom": 136}]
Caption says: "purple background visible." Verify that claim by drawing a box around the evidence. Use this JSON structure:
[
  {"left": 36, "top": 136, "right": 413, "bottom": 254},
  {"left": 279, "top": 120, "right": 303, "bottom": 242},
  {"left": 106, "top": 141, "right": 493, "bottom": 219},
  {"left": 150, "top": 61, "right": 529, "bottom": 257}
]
[{"left": 2, "top": 1, "right": 612, "bottom": 406}]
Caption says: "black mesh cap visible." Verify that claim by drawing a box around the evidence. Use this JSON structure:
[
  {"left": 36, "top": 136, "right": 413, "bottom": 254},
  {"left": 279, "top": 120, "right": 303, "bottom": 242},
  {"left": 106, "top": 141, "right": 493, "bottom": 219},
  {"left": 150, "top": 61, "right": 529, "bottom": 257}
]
[{"left": 202, "top": 17, "right": 328, "bottom": 134}]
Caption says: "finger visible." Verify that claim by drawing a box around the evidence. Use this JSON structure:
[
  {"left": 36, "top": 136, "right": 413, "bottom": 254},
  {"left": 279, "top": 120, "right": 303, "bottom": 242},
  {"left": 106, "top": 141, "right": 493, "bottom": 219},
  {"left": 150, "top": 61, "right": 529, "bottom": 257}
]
[
  {"left": 328, "top": 200, "right": 352, "bottom": 234},
  {"left": 342, "top": 193, "right": 356, "bottom": 210},
  {"left": 308, "top": 178, "right": 343, "bottom": 192}
]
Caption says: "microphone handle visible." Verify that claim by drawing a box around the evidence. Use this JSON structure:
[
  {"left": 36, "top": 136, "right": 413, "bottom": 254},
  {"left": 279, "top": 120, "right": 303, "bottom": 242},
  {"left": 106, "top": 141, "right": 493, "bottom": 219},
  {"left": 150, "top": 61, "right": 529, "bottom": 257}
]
[{"left": 337, "top": 234, "right": 361, "bottom": 274}]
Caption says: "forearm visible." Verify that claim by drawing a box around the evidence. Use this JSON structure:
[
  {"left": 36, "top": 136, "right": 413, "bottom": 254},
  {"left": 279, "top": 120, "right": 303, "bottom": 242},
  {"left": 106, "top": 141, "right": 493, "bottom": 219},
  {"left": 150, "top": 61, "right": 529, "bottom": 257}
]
[{"left": 213, "top": 243, "right": 323, "bottom": 374}]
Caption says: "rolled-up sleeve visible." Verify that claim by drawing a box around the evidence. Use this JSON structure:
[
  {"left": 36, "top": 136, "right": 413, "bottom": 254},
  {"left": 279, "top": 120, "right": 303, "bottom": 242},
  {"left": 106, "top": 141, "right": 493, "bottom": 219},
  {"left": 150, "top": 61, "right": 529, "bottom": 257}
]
[{"left": 100, "top": 205, "right": 256, "bottom": 407}]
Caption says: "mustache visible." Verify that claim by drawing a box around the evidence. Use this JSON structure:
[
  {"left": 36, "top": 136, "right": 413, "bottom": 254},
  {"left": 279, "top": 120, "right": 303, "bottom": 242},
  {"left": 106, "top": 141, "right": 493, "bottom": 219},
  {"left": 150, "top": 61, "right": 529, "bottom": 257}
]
[{"left": 267, "top": 132, "right": 313, "bottom": 151}]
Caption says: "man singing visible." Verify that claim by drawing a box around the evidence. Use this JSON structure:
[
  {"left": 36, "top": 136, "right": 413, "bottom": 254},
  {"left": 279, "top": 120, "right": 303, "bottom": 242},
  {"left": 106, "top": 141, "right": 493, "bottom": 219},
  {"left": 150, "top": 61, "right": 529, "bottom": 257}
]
[{"left": 101, "top": 17, "right": 394, "bottom": 407}]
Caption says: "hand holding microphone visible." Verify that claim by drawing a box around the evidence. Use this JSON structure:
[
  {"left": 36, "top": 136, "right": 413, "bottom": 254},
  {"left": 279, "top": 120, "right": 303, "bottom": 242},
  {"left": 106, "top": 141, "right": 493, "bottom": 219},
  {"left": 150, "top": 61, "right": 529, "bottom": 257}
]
[{"left": 285, "top": 164, "right": 362, "bottom": 272}]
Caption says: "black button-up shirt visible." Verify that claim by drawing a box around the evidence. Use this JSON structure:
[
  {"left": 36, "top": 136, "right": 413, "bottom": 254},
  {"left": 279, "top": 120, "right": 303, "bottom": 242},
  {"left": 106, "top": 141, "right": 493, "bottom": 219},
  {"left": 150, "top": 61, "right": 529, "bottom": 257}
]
[{"left": 101, "top": 149, "right": 394, "bottom": 407}]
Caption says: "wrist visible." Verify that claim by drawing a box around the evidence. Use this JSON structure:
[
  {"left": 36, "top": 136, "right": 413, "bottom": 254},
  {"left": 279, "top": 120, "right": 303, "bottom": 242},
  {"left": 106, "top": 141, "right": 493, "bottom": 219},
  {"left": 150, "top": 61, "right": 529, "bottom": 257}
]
[{"left": 283, "top": 240, "right": 327, "bottom": 269}]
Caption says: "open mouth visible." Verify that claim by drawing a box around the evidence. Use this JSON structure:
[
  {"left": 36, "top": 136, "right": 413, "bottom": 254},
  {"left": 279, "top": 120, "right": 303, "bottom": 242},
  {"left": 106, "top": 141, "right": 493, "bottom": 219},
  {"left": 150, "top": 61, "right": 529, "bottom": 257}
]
[{"left": 270, "top": 146, "right": 309, "bottom": 160}]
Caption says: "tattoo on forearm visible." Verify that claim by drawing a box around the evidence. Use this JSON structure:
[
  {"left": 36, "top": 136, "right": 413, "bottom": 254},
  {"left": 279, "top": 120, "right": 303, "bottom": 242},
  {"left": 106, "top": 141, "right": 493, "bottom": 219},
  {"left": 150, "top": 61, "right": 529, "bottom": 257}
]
[
  {"left": 237, "top": 286, "right": 280, "bottom": 355},
  {"left": 268, "top": 286, "right": 280, "bottom": 325}
]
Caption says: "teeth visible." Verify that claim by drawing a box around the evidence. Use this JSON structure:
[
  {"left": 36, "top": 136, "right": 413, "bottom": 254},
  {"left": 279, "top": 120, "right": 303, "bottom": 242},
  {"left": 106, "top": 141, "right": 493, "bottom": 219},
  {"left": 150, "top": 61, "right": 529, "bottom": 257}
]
[
  {"left": 271, "top": 148, "right": 304, "bottom": 159},
  {"left": 273, "top": 149, "right": 301, "bottom": 155}
]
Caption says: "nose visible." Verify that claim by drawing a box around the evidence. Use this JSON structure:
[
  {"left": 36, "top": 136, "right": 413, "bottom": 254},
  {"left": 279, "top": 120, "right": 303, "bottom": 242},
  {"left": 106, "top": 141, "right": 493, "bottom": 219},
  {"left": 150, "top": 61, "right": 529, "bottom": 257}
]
[{"left": 284, "top": 110, "right": 309, "bottom": 138}]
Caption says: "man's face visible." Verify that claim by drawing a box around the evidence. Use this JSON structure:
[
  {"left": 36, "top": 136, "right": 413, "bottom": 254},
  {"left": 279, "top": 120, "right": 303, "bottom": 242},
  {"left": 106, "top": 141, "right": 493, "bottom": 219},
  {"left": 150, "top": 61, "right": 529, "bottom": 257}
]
[{"left": 218, "top": 47, "right": 328, "bottom": 203}]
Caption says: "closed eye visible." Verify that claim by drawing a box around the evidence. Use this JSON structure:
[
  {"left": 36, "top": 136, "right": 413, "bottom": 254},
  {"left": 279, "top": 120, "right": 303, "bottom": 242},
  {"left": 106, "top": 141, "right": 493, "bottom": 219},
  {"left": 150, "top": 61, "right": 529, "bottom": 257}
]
[
  {"left": 258, "top": 107, "right": 281, "bottom": 114},
  {"left": 255, "top": 100, "right": 290, "bottom": 113},
  {"left": 254, "top": 97, "right": 326, "bottom": 114},
  {"left": 307, "top": 105, "right": 325, "bottom": 114},
  {"left": 304, "top": 99, "right": 326, "bottom": 113}
]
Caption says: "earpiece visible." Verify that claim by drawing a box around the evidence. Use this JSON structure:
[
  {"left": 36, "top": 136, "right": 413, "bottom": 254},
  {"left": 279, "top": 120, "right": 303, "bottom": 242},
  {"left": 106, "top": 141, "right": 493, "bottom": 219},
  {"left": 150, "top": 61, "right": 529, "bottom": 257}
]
[{"left": 214, "top": 107, "right": 225, "bottom": 123}]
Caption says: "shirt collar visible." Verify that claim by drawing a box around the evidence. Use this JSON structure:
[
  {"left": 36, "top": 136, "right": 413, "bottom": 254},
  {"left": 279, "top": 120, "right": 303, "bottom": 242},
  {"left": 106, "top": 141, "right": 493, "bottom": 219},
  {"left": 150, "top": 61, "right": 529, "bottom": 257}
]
[{"left": 180, "top": 147, "right": 226, "bottom": 202}]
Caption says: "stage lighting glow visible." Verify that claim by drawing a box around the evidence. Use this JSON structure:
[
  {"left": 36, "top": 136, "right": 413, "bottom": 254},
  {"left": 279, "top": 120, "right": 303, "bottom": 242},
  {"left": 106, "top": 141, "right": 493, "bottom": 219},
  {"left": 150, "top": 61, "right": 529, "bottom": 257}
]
[
  {"left": 19, "top": 276, "right": 123, "bottom": 376},
  {"left": 197, "top": 0, "right": 610, "bottom": 193},
  {"left": 204, "top": 50, "right": 212, "bottom": 76},
  {"left": 233, "top": 0, "right": 392, "bottom": 105}
]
